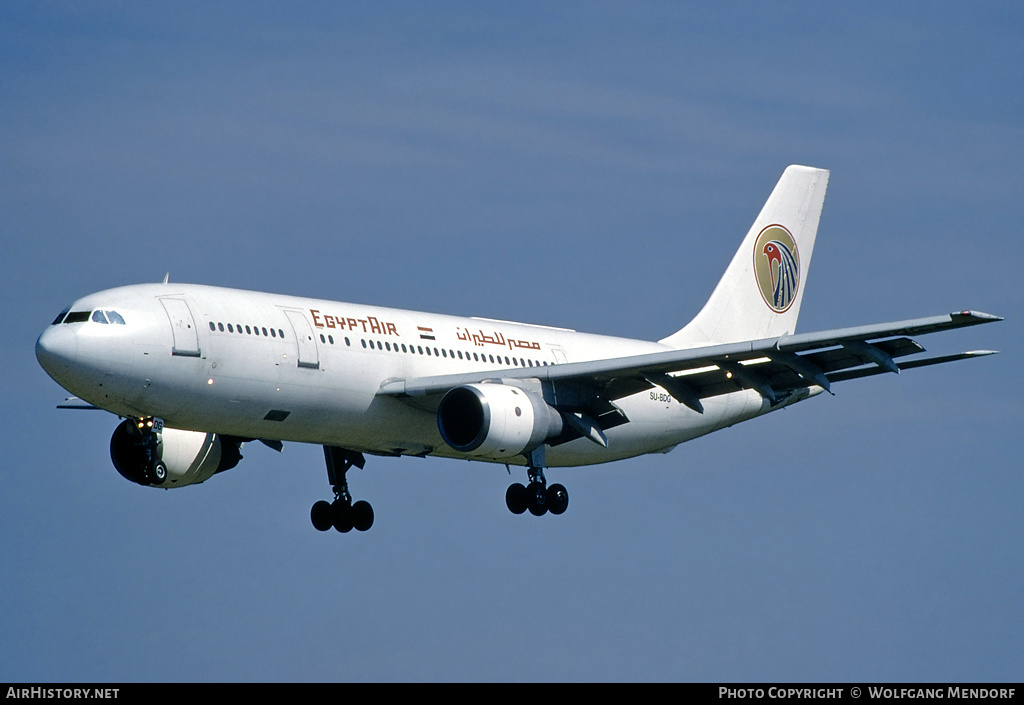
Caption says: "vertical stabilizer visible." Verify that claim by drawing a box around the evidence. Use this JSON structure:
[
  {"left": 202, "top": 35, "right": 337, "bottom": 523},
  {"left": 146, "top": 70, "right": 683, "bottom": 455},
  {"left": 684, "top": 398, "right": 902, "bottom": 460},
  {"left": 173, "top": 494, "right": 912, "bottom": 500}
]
[{"left": 659, "top": 165, "right": 829, "bottom": 348}]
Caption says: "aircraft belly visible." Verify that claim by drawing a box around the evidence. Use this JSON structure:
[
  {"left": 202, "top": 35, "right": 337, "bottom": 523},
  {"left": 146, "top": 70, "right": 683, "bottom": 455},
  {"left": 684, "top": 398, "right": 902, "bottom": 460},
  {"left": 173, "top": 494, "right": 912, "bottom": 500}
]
[
  {"left": 543, "top": 388, "right": 774, "bottom": 467},
  {"left": 322, "top": 395, "right": 440, "bottom": 453}
]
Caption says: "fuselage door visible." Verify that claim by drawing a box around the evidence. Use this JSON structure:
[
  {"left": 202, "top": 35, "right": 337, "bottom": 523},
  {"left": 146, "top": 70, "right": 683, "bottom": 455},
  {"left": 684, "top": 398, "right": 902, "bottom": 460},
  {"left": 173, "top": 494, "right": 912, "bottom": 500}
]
[
  {"left": 160, "top": 298, "right": 201, "bottom": 357},
  {"left": 284, "top": 310, "right": 320, "bottom": 369}
]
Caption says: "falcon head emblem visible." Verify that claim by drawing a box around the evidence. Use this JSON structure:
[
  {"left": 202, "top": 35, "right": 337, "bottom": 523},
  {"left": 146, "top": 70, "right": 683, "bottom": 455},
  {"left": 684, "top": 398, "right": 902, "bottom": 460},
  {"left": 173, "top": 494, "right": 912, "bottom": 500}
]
[{"left": 753, "top": 225, "right": 800, "bottom": 313}]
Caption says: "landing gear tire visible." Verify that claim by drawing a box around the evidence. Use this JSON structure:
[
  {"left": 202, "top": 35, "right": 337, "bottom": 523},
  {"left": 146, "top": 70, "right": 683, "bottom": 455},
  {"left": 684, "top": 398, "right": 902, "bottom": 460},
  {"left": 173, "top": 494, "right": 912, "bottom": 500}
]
[
  {"left": 351, "top": 500, "right": 374, "bottom": 532},
  {"left": 332, "top": 499, "right": 354, "bottom": 533},
  {"left": 527, "top": 481, "right": 548, "bottom": 516},
  {"left": 546, "top": 483, "right": 569, "bottom": 515},
  {"left": 150, "top": 460, "right": 167, "bottom": 486},
  {"left": 311, "top": 500, "right": 333, "bottom": 531},
  {"left": 506, "top": 483, "right": 528, "bottom": 514}
]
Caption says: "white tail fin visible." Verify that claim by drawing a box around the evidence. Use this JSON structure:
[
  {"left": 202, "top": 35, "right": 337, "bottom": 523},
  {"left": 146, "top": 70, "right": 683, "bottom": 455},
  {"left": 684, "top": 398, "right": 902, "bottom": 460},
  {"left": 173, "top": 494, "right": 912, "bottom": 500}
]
[{"left": 659, "top": 165, "right": 830, "bottom": 348}]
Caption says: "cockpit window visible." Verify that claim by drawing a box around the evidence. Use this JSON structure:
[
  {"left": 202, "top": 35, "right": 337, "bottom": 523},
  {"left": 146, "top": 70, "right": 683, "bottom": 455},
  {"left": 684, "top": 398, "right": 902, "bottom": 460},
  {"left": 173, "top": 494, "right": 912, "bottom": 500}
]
[
  {"left": 62, "top": 311, "right": 91, "bottom": 324},
  {"left": 57, "top": 309, "right": 125, "bottom": 325}
]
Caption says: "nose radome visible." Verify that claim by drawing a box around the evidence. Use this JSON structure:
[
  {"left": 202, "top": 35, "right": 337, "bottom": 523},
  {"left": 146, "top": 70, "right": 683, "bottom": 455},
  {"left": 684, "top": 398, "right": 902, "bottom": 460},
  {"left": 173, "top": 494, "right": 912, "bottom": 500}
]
[{"left": 35, "top": 324, "right": 78, "bottom": 379}]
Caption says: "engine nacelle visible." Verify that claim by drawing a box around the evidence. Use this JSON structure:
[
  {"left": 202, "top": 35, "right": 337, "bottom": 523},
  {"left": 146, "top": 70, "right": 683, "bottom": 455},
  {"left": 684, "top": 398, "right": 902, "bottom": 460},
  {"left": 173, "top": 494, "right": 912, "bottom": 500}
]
[
  {"left": 110, "top": 419, "right": 242, "bottom": 488},
  {"left": 437, "top": 383, "right": 563, "bottom": 459}
]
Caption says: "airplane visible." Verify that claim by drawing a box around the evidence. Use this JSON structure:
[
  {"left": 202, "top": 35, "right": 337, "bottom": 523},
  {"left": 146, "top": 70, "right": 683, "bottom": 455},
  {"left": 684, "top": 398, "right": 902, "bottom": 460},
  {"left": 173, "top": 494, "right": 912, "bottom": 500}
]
[{"left": 35, "top": 165, "right": 1001, "bottom": 533}]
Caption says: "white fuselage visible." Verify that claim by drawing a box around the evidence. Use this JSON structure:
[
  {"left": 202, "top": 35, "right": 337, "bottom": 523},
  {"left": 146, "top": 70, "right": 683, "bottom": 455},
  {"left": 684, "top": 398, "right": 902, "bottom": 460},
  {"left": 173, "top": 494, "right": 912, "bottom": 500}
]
[{"left": 37, "top": 283, "right": 788, "bottom": 467}]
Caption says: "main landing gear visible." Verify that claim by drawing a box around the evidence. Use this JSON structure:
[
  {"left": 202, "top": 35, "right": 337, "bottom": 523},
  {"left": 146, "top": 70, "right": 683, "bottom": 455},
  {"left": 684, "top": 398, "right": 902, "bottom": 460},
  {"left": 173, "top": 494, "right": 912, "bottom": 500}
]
[
  {"left": 310, "top": 446, "right": 374, "bottom": 533},
  {"left": 310, "top": 445, "right": 569, "bottom": 528},
  {"left": 504, "top": 450, "right": 569, "bottom": 517}
]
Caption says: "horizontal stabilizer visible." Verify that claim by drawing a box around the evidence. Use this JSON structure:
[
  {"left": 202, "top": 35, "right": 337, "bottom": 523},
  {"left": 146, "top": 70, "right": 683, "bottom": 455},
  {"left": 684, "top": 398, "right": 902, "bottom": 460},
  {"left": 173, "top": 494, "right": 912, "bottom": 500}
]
[
  {"left": 828, "top": 350, "right": 999, "bottom": 383},
  {"left": 57, "top": 396, "right": 101, "bottom": 410}
]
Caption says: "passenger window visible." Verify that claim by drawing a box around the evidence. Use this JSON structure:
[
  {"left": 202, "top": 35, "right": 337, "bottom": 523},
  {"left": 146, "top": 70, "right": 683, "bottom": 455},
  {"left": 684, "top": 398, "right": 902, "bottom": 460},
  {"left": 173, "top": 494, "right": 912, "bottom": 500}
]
[
  {"left": 245, "top": 325, "right": 252, "bottom": 334},
  {"left": 209, "top": 322, "right": 216, "bottom": 331},
  {"left": 228, "top": 324, "right": 234, "bottom": 333},
  {"left": 218, "top": 323, "right": 225, "bottom": 332},
  {"left": 92, "top": 310, "right": 109, "bottom": 324}
]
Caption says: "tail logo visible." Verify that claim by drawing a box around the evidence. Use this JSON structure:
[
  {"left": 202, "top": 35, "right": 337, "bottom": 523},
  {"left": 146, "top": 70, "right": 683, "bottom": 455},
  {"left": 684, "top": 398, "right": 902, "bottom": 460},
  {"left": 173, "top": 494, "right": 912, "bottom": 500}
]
[{"left": 754, "top": 224, "right": 800, "bottom": 313}]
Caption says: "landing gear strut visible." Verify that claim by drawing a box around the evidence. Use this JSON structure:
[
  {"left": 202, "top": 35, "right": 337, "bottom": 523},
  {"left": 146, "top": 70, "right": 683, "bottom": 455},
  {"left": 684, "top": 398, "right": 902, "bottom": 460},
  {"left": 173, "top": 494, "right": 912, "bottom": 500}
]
[
  {"left": 311, "top": 446, "right": 374, "bottom": 533},
  {"left": 505, "top": 447, "right": 568, "bottom": 517},
  {"left": 132, "top": 416, "right": 167, "bottom": 486}
]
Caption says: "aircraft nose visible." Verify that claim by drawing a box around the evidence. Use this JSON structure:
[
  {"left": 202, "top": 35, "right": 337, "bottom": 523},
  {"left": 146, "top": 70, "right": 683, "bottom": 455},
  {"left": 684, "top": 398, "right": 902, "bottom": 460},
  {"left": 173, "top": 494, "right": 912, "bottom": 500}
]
[{"left": 35, "top": 324, "right": 78, "bottom": 380}]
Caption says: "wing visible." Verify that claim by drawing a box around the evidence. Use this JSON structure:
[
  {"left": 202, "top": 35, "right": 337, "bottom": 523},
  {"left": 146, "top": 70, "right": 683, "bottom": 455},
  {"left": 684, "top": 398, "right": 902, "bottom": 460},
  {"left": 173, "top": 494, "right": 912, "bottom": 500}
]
[{"left": 377, "top": 310, "right": 1000, "bottom": 436}]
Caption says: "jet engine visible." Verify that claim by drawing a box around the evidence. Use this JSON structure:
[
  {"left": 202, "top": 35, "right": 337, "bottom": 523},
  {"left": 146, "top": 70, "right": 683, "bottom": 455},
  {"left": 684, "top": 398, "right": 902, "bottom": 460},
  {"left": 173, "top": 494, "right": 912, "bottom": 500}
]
[
  {"left": 110, "top": 419, "right": 242, "bottom": 488},
  {"left": 437, "top": 383, "right": 563, "bottom": 459}
]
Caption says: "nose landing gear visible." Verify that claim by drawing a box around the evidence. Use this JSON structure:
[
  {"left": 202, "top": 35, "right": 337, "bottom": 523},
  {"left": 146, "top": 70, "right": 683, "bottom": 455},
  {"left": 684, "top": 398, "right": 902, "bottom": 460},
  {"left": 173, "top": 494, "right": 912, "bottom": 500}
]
[{"left": 128, "top": 416, "right": 167, "bottom": 486}]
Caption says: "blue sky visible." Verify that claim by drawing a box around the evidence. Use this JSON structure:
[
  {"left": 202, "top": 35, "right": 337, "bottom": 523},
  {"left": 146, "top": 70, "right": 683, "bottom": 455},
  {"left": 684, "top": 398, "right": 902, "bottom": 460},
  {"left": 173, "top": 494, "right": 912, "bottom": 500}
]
[{"left": 2, "top": 2, "right": 1021, "bottom": 682}]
